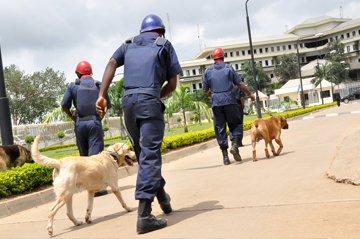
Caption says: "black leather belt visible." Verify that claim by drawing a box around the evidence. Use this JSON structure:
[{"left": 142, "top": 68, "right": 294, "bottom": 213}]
[
  {"left": 125, "top": 93, "right": 153, "bottom": 98},
  {"left": 79, "top": 115, "right": 101, "bottom": 122}
]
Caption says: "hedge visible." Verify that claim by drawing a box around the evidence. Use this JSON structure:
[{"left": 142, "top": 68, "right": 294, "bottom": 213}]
[{"left": 0, "top": 102, "right": 335, "bottom": 198}]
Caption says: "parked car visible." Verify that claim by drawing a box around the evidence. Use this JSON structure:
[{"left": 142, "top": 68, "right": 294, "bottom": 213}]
[{"left": 341, "top": 90, "right": 360, "bottom": 103}]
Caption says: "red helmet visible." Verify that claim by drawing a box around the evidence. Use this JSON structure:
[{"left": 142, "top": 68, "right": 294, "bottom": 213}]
[
  {"left": 75, "top": 61, "right": 92, "bottom": 75},
  {"left": 212, "top": 48, "right": 224, "bottom": 60}
]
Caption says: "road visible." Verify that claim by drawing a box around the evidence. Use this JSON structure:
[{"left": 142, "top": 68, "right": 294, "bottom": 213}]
[{"left": 1, "top": 102, "right": 360, "bottom": 238}]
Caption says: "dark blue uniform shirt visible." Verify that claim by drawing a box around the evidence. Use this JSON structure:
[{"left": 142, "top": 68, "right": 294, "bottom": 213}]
[
  {"left": 203, "top": 61, "right": 242, "bottom": 107},
  {"left": 61, "top": 76, "right": 112, "bottom": 117},
  {"left": 111, "top": 32, "right": 182, "bottom": 95}
]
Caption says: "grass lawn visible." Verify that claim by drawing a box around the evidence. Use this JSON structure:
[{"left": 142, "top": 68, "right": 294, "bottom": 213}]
[{"left": 41, "top": 108, "right": 300, "bottom": 159}]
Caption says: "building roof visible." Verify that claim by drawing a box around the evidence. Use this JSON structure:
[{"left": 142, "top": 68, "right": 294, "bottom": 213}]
[
  {"left": 256, "top": 90, "right": 268, "bottom": 100},
  {"left": 333, "top": 17, "right": 360, "bottom": 30},
  {"left": 299, "top": 15, "right": 334, "bottom": 25}
]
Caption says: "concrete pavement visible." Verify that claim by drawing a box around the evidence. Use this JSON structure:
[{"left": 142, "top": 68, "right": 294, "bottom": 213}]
[{"left": 1, "top": 102, "right": 360, "bottom": 238}]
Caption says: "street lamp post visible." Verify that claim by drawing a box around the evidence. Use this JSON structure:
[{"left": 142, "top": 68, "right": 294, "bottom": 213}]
[
  {"left": 0, "top": 44, "right": 14, "bottom": 145},
  {"left": 245, "top": 0, "right": 262, "bottom": 118},
  {"left": 316, "top": 57, "right": 324, "bottom": 105},
  {"left": 296, "top": 33, "right": 324, "bottom": 109}
]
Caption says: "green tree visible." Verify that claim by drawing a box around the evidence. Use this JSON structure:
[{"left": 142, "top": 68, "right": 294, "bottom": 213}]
[
  {"left": 164, "top": 96, "right": 180, "bottom": 131},
  {"left": 311, "top": 62, "right": 338, "bottom": 97},
  {"left": 41, "top": 95, "right": 74, "bottom": 127},
  {"left": 4, "top": 65, "right": 67, "bottom": 125},
  {"left": 265, "top": 82, "right": 283, "bottom": 95},
  {"left": 191, "top": 101, "right": 212, "bottom": 126},
  {"left": 324, "top": 39, "right": 351, "bottom": 83},
  {"left": 241, "top": 61, "right": 271, "bottom": 92},
  {"left": 108, "top": 79, "right": 126, "bottom": 139},
  {"left": 189, "top": 90, "right": 211, "bottom": 107},
  {"left": 274, "top": 53, "right": 299, "bottom": 85},
  {"left": 174, "top": 84, "right": 192, "bottom": 133}
]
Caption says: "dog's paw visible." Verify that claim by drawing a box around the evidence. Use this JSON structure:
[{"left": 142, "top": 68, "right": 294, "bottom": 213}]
[
  {"left": 75, "top": 221, "right": 83, "bottom": 226},
  {"left": 252, "top": 158, "right": 257, "bottom": 162},
  {"left": 124, "top": 206, "right": 133, "bottom": 212},
  {"left": 47, "top": 227, "right": 53, "bottom": 236},
  {"left": 85, "top": 218, "right": 92, "bottom": 224}
]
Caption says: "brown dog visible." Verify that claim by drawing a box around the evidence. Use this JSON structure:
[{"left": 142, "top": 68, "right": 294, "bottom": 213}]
[
  {"left": 250, "top": 116, "right": 289, "bottom": 161},
  {"left": 0, "top": 145, "right": 33, "bottom": 172},
  {"left": 31, "top": 135, "right": 136, "bottom": 236}
]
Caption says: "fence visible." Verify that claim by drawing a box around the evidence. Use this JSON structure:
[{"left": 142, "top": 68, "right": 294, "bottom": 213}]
[
  {"left": 0, "top": 111, "right": 212, "bottom": 147},
  {"left": 337, "top": 81, "right": 360, "bottom": 97}
]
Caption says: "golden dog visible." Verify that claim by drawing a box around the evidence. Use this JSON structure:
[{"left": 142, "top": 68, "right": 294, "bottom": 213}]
[
  {"left": 31, "top": 135, "right": 136, "bottom": 236},
  {"left": 0, "top": 145, "right": 33, "bottom": 172},
  {"left": 250, "top": 116, "right": 289, "bottom": 161}
]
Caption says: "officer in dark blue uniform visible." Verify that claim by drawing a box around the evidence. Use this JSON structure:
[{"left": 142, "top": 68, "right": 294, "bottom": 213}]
[
  {"left": 230, "top": 85, "right": 245, "bottom": 147},
  {"left": 95, "top": 14, "right": 182, "bottom": 234},
  {"left": 203, "top": 48, "right": 254, "bottom": 165},
  {"left": 61, "top": 61, "right": 112, "bottom": 197}
]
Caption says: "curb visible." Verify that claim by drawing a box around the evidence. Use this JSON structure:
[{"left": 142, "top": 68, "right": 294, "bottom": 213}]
[{"left": 0, "top": 105, "right": 335, "bottom": 219}]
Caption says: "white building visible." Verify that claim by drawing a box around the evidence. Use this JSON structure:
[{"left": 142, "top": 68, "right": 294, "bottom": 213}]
[{"left": 179, "top": 15, "right": 360, "bottom": 93}]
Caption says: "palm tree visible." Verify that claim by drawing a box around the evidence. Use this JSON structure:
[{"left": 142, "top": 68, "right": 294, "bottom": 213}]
[
  {"left": 41, "top": 96, "right": 73, "bottom": 129},
  {"left": 174, "top": 84, "right": 192, "bottom": 133},
  {"left": 312, "top": 62, "right": 338, "bottom": 100},
  {"left": 191, "top": 101, "right": 212, "bottom": 126},
  {"left": 164, "top": 96, "right": 180, "bottom": 131}
]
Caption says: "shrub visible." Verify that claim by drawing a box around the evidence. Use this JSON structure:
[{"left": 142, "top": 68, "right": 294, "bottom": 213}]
[
  {"left": 190, "top": 116, "right": 195, "bottom": 121},
  {"left": 176, "top": 117, "right": 182, "bottom": 123},
  {"left": 57, "top": 131, "right": 65, "bottom": 139},
  {"left": 24, "top": 135, "right": 34, "bottom": 144},
  {"left": 165, "top": 119, "right": 169, "bottom": 124},
  {"left": 103, "top": 125, "right": 110, "bottom": 131}
]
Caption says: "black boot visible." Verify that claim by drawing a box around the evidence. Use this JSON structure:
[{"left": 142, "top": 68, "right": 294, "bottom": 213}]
[
  {"left": 137, "top": 199, "right": 167, "bottom": 234},
  {"left": 222, "top": 149, "right": 231, "bottom": 165},
  {"left": 156, "top": 188, "right": 172, "bottom": 214},
  {"left": 230, "top": 138, "right": 242, "bottom": 161}
]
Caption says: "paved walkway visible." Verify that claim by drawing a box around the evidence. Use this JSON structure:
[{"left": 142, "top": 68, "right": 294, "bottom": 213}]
[{"left": 1, "top": 103, "right": 360, "bottom": 238}]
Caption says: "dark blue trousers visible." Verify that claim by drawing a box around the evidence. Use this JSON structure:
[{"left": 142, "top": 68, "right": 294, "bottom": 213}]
[
  {"left": 212, "top": 104, "right": 242, "bottom": 150},
  {"left": 75, "top": 116, "right": 104, "bottom": 156},
  {"left": 122, "top": 94, "right": 165, "bottom": 201},
  {"left": 230, "top": 101, "right": 244, "bottom": 143}
]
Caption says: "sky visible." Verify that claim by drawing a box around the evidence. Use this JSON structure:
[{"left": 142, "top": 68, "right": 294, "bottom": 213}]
[{"left": 0, "top": 0, "right": 359, "bottom": 83}]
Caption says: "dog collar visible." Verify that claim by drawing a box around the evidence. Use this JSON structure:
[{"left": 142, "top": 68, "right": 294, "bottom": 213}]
[{"left": 104, "top": 150, "right": 118, "bottom": 164}]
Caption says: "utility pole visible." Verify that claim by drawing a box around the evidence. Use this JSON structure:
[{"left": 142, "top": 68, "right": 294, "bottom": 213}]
[
  {"left": 166, "top": 13, "right": 173, "bottom": 42},
  {"left": 0, "top": 43, "right": 14, "bottom": 145},
  {"left": 197, "top": 23, "right": 202, "bottom": 52}
]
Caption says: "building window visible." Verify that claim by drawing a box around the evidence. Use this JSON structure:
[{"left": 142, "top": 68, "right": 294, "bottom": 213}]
[
  {"left": 259, "top": 61, "right": 262, "bottom": 66},
  {"left": 347, "top": 46, "right": 351, "bottom": 52},
  {"left": 288, "top": 45, "right": 292, "bottom": 50},
  {"left": 254, "top": 49, "right": 257, "bottom": 54},
  {"left": 271, "top": 59, "right": 274, "bottom": 65},
  {"left": 186, "top": 70, "right": 190, "bottom": 76},
  {"left": 199, "top": 68, "right": 202, "bottom": 74},
  {"left": 300, "top": 43, "right": 303, "bottom": 48},
  {"left": 347, "top": 33, "right": 350, "bottom": 38},
  {"left": 192, "top": 84, "right": 196, "bottom": 90},
  {"left": 335, "top": 36, "right": 338, "bottom": 40},
  {"left": 277, "top": 46, "right": 280, "bottom": 51},
  {"left": 271, "top": 47, "right": 274, "bottom": 52},
  {"left": 354, "top": 45, "right": 359, "bottom": 51},
  {"left": 302, "top": 57, "right": 305, "bottom": 63},
  {"left": 230, "top": 52, "right": 233, "bottom": 57},
  {"left": 265, "top": 48, "right": 268, "bottom": 53},
  {"left": 265, "top": 60, "right": 269, "bottom": 66},
  {"left": 322, "top": 90, "right": 330, "bottom": 98},
  {"left": 282, "top": 45, "right": 286, "bottom": 51},
  {"left": 192, "top": 69, "right": 196, "bottom": 75},
  {"left": 341, "top": 34, "right": 344, "bottom": 39},
  {"left": 242, "top": 50, "right": 245, "bottom": 55},
  {"left": 248, "top": 50, "right": 251, "bottom": 54},
  {"left": 284, "top": 96, "right": 289, "bottom": 102},
  {"left": 259, "top": 48, "right": 263, "bottom": 53},
  {"left": 270, "top": 74, "right": 274, "bottom": 78},
  {"left": 235, "top": 64, "right": 239, "bottom": 70},
  {"left": 199, "top": 83, "right": 202, "bottom": 89},
  {"left": 180, "top": 71, "right": 184, "bottom": 77},
  {"left": 353, "top": 31, "right": 356, "bottom": 37},
  {"left": 359, "top": 30, "right": 360, "bottom": 35},
  {"left": 224, "top": 52, "right": 228, "bottom": 57},
  {"left": 236, "top": 51, "right": 240, "bottom": 56},
  {"left": 330, "top": 37, "right": 333, "bottom": 42},
  {"left": 294, "top": 44, "right": 297, "bottom": 49}
]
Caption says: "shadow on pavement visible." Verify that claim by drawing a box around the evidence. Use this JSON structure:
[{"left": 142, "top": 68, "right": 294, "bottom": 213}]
[{"left": 163, "top": 200, "right": 224, "bottom": 227}]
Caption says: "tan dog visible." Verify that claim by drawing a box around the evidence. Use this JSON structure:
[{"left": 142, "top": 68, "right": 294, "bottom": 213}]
[
  {"left": 31, "top": 135, "right": 136, "bottom": 236},
  {"left": 251, "top": 116, "right": 289, "bottom": 161},
  {"left": 0, "top": 145, "right": 33, "bottom": 172}
]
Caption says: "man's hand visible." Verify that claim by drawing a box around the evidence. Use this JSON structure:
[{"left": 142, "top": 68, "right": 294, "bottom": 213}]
[
  {"left": 96, "top": 97, "right": 108, "bottom": 119},
  {"left": 249, "top": 93, "right": 255, "bottom": 101}
]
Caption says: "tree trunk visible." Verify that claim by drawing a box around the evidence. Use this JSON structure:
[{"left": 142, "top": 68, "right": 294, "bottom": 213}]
[
  {"left": 199, "top": 114, "right": 202, "bottom": 126},
  {"left": 182, "top": 109, "right": 188, "bottom": 133}
]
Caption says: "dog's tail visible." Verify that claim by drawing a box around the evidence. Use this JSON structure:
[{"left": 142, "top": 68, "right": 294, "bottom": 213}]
[{"left": 31, "top": 135, "right": 61, "bottom": 169}]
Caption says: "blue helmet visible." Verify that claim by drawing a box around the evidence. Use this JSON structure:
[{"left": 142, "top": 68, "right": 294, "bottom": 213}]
[{"left": 140, "top": 14, "right": 166, "bottom": 34}]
